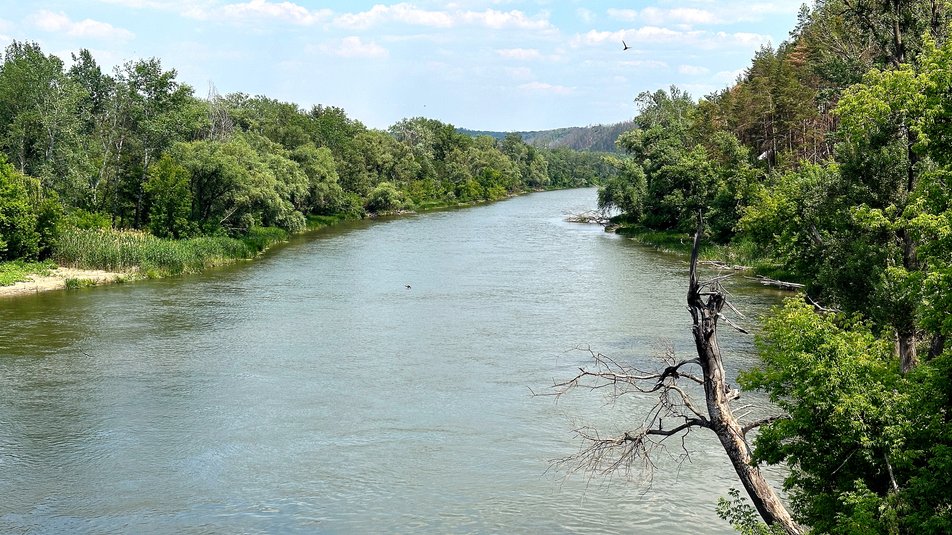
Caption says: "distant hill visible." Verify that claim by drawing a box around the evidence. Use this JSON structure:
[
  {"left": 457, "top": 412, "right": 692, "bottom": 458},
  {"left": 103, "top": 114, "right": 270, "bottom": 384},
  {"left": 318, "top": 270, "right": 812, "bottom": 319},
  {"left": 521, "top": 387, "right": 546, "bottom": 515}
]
[{"left": 458, "top": 120, "right": 634, "bottom": 152}]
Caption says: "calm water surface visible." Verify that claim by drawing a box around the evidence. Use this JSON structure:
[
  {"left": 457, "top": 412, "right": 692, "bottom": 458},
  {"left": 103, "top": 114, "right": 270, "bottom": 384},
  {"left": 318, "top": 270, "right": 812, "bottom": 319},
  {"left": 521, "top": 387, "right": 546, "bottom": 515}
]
[{"left": 0, "top": 188, "right": 786, "bottom": 534}]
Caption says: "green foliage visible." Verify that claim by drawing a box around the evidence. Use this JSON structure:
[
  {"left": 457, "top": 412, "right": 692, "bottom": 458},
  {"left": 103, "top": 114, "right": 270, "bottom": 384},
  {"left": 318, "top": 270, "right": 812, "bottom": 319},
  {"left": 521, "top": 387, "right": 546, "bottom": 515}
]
[
  {"left": 0, "top": 154, "right": 39, "bottom": 260},
  {"left": 53, "top": 226, "right": 285, "bottom": 275},
  {"left": 742, "top": 300, "right": 901, "bottom": 532},
  {"left": 145, "top": 153, "right": 192, "bottom": 238},
  {"left": 597, "top": 157, "right": 645, "bottom": 218},
  {"left": 365, "top": 181, "right": 407, "bottom": 213},
  {"left": 0, "top": 259, "right": 54, "bottom": 286},
  {"left": 63, "top": 277, "right": 96, "bottom": 290},
  {"left": 716, "top": 489, "right": 787, "bottom": 535},
  {"left": 610, "top": 87, "right": 760, "bottom": 242},
  {"left": 62, "top": 209, "right": 111, "bottom": 230}
]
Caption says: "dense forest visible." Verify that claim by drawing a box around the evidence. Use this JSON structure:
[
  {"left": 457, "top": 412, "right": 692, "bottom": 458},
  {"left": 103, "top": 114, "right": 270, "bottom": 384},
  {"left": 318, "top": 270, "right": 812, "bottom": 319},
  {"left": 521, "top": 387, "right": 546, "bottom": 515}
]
[
  {"left": 597, "top": 1, "right": 952, "bottom": 533},
  {"left": 0, "top": 43, "right": 616, "bottom": 275},
  {"left": 459, "top": 121, "right": 634, "bottom": 152}
]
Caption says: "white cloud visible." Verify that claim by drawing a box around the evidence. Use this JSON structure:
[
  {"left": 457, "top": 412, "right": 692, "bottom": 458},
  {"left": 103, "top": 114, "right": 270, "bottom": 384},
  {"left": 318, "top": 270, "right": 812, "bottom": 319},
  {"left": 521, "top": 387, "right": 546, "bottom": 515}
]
[
  {"left": 721, "top": 31, "right": 772, "bottom": 46},
  {"left": 334, "top": 3, "right": 454, "bottom": 30},
  {"left": 216, "top": 0, "right": 332, "bottom": 25},
  {"left": 94, "top": 0, "right": 181, "bottom": 8},
  {"left": 463, "top": 9, "right": 550, "bottom": 30},
  {"left": 518, "top": 81, "right": 574, "bottom": 95},
  {"left": 320, "top": 36, "right": 389, "bottom": 59},
  {"left": 333, "top": 4, "right": 551, "bottom": 31},
  {"left": 31, "top": 10, "right": 134, "bottom": 41},
  {"left": 571, "top": 26, "right": 771, "bottom": 51},
  {"left": 639, "top": 7, "right": 720, "bottom": 26},
  {"left": 678, "top": 64, "right": 710, "bottom": 75},
  {"left": 496, "top": 48, "right": 542, "bottom": 61}
]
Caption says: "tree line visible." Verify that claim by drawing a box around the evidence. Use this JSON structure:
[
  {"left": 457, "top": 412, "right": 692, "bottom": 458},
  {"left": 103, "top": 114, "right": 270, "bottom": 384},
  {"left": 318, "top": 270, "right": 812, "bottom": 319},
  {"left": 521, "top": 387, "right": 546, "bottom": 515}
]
[
  {"left": 596, "top": 1, "right": 952, "bottom": 533},
  {"left": 0, "top": 42, "right": 615, "bottom": 264}
]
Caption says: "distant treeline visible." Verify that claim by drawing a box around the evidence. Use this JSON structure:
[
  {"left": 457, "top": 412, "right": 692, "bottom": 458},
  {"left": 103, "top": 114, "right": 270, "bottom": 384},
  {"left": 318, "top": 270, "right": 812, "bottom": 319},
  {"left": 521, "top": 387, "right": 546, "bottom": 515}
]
[
  {"left": 0, "top": 42, "right": 619, "bottom": 265},
  {"left": 459, "top": 121, "right": 634, "bottom": 152}
]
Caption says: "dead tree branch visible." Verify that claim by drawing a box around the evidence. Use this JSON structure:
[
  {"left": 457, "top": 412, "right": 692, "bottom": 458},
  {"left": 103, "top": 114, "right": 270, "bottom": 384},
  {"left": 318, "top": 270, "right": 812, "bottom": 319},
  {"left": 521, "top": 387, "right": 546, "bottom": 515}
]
[{"left": 548, "top": 214, "right": 804, "bottom": 534}]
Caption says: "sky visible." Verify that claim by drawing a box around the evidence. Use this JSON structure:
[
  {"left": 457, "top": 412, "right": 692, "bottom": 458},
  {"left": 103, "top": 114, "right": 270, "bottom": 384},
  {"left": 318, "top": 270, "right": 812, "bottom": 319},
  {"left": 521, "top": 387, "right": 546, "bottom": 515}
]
[{"left": 0, "top": 1, "right": 803, "bottom": 132}]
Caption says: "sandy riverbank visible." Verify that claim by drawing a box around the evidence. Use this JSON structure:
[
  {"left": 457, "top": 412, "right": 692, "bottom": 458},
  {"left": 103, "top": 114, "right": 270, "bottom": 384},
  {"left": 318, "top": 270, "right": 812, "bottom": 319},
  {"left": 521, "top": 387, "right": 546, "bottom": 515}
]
[{"left": 0, "top": 267, "right": 133, "bottom": 298}]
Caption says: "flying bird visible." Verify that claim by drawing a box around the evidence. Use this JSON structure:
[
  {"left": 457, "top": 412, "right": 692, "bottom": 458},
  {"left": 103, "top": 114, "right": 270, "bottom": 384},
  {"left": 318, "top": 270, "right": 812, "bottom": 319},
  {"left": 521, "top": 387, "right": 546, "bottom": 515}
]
[{"left": 622, "top": 40, "right": 631, "bottom": 51}]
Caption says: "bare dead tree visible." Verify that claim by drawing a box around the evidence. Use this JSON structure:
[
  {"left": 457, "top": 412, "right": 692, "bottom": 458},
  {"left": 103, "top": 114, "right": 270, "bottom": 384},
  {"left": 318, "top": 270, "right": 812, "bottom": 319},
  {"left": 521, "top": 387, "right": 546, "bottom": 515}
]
[{"left": 550, "top": 216, "right": 804, "bottom": 534}]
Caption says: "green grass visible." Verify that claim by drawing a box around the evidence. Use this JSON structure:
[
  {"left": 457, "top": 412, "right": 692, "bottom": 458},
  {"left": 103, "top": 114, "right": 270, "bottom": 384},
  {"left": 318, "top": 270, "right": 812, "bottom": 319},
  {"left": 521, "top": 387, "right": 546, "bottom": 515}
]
[
  {"left": 53, "top": 227, "right": 289, "bottom": 276},
  {"left": 614, "top": 225, "right": 791, "bottom": 278},
  {"left": 306, "top": 214, "right": 349, "bottom": 230},
  {"left": 64, "top": 277, "right": 97, "bottom": 290},
  {"left": 0, "top": 260, "right": 56, "bottom": 286}
]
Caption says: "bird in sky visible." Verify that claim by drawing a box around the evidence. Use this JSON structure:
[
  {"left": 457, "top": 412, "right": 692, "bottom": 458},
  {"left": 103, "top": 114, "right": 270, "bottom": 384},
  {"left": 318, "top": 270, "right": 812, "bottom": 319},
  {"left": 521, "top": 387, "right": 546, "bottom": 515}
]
[{"left": 622, "top": 40, "right": 631, "bottom": 51}]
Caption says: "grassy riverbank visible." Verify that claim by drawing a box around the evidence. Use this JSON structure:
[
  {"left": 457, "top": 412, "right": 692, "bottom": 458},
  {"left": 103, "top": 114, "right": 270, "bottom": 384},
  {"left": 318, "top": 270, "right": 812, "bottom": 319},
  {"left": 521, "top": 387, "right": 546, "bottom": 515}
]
[
  {"left": 52, "top": 226, "right": 290, "bottom": 277},
  {"left": 614, "top": 223, "right": 795, "bottom": 281},
  {"left": 0, "top": 260, "right": 56, "bottom": 286},
  {"left": 1, "top": 188, "right": 578, "bottom": 295}
]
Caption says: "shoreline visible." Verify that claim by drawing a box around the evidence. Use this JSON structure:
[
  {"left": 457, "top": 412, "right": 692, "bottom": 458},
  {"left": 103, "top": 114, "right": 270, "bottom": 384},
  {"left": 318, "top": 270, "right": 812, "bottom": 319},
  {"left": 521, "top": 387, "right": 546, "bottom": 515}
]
[
  {"left": 0, "top": 267, "right": 134, "bottom": 298},
  {"left": 0, "top": 187, "right": 580, "bottom": 299}
]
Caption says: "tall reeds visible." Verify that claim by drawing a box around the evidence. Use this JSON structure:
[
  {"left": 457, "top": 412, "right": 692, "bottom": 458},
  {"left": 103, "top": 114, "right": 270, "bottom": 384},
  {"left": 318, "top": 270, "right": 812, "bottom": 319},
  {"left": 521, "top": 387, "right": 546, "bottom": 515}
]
[{"left": 53, "top": 227, "right": 287, "bottom": 275}]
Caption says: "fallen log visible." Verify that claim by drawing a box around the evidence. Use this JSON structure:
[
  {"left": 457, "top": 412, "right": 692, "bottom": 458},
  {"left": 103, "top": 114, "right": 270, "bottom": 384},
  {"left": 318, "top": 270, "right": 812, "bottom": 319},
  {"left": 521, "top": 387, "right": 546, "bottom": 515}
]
[{"left": 745, "top": 275, "right": 805, "bottom": 291}]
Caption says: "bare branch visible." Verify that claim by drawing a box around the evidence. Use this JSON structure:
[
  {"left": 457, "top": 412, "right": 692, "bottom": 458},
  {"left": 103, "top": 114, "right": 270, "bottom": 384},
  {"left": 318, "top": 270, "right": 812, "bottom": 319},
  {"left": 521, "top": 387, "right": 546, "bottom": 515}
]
[
  {"left": 741, "top": 415, "right": 787, "bottom": 436},
  {"left": 718, "top": 313, "right": 751, "bottom": 335}
]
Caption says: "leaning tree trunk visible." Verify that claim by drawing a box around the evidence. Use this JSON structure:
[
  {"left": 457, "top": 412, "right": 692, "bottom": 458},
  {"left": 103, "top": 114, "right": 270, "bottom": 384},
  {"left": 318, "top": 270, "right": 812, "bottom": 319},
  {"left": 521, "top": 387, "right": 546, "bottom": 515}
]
[{"left": 687, "top": 219, "right": 804, "bottom": 535}]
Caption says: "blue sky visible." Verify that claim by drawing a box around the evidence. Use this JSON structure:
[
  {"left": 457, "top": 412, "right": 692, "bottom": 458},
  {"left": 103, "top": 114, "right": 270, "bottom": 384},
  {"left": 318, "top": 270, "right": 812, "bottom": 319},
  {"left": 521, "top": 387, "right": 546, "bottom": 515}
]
[{"left": 0, "top": 1, "right": 803, "bottom": 131}]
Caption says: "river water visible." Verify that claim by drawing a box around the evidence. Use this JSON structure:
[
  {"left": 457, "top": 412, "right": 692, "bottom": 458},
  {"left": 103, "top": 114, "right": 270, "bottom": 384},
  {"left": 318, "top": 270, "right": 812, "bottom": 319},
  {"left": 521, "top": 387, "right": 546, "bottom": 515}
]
[{"left": 0, "top": 188, "right": 786, "bottom": 534}]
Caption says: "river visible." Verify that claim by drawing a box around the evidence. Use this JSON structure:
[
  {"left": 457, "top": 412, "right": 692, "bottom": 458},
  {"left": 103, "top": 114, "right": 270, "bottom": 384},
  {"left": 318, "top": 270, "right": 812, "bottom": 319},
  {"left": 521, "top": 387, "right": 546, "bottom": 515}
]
[{"left": 0, "top": 188, "right": 787, "bottom": 534}]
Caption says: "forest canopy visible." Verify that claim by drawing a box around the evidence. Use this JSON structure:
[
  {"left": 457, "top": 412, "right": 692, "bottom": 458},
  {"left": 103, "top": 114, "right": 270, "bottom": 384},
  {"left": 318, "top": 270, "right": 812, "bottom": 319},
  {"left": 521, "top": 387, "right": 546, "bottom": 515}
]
[
  {"left": 596, "top": 1, "right": 952, "bottom": 533},
  {"left": 0, "top": 42, "right": 616, "bottom": 266}
]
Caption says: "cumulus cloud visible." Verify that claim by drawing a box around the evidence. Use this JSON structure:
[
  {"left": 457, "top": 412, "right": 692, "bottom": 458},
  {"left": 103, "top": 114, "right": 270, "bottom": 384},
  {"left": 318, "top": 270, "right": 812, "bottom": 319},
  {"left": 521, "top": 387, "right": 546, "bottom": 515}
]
[
  {"left": 216, "top": 0, "right": 332, "bottom": 25},
  {"left": 31, "top": 10, "right": 135, "bottom": 40},
  {"left": 320, "top": 36, "right": 389, "bottom": 59},
  {"left": 571, "top": 25, "right": 771, "bottom": 51},
  {"left": 518, "top": 81, "right": 574, "bottom": 95},
  {"left": 571, "top": 26, "right": 692, "bottom": 47},
  {"left": 333, "top": 4, "right": 551, "bottom": 31},
  {"left": 334, "top": 4, "right": 453, "bottom": 30}
]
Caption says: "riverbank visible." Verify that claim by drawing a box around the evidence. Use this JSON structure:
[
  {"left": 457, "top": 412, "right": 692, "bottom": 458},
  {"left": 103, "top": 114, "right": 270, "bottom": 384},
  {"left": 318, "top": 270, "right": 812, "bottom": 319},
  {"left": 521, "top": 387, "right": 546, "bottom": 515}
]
[
  {"left": 0, "top": 266, "right": 134, "bottom": 297},
  {"left": 611, "top": 223, "right": 800, "bottom": 279},
  {"left": 0, "top": 189, "right": 559, "bottom": 299}
]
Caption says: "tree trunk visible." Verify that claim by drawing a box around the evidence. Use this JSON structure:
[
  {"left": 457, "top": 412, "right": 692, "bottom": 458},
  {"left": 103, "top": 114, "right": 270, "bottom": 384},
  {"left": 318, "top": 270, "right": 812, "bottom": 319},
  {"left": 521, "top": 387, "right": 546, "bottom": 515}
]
[
  {"left": 688, "top": 219, "right": 804, "bottom": 535},
  {"left": 898, "top": 330, "right": 919, "bottom": 374}
]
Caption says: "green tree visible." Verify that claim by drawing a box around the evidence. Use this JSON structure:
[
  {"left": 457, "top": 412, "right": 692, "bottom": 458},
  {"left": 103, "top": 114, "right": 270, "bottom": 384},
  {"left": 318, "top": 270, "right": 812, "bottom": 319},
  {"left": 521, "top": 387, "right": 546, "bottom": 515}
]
[
  {"left": 365, "top": 181, "right": 407, "bottom": 213},
  {"left": 0, "top": 154, "right": 39, "bottom": 260},
  {"left": 144, "top": 153, "right": 192, "bottom": 238}
]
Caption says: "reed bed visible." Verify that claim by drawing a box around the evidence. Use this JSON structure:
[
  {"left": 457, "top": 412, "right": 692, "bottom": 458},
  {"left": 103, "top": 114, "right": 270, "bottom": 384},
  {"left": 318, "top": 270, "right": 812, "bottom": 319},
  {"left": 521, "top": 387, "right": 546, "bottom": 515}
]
[{"left": 54, "top": 227, "right": 287, "bottom": 276}]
